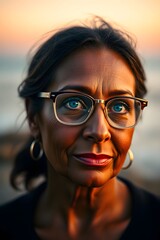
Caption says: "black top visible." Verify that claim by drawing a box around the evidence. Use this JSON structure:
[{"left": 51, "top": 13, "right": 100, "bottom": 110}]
[{"left": 0, "top": 178, "right": 160, "bottom": 240}]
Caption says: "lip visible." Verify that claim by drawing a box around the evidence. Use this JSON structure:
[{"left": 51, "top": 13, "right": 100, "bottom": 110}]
[{"left": 73, "top": 153, "right": 113, "bottom": 167}]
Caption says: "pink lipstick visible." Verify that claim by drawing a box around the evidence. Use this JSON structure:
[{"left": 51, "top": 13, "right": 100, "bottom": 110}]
[{"left": 74, "top": 153, "right": 112, "bottom": 167}]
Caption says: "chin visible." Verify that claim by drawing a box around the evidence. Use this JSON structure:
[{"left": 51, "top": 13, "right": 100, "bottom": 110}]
[{"left": 68, "top": 170, "right": 112, "bottom": 188}]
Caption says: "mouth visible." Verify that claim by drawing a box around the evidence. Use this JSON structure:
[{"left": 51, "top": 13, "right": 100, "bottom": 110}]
[{"left": 73, "top": 153, "right": 113, "bottom": 167}]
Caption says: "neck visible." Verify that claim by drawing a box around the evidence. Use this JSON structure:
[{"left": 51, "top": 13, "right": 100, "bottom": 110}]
[
  {"left": 41, "top": 164, "right": 124, "bottom": 216},
  {"left": 35, "top": 163, "right": 130, "bottom": 237}
]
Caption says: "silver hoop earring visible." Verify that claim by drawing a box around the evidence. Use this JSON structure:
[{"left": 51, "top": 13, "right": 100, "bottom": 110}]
[
  {"left": 122, "top": 149, "right": 134, "bottom": 170},
  {"left": 30, "top": 139, "right": 43, "bottom": 161}
]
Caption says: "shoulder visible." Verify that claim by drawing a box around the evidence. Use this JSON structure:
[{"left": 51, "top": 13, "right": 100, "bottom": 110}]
[
  {"left": 119, "top": 177, "right": 160, "bottom": 239},
  {"left": 123, "top": 177, "right": 160, "bottom": 205},
  {"left": 0, "top": 182, "right": 46, "bottom": 240},
  {"left": 121, "top": 177, "right": 160, "bottom": 214},
  {"left": 0, "top": 192, "right": 31, "bottom": 239},
  {"left": 0, "top": 181, "right": 46, "bottom": 214},
  {"left": 0, "top": 191, "right": 32, "bottom": 216}
]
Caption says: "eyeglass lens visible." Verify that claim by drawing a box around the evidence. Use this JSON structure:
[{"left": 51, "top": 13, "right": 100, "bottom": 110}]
[
  {"left": 54, "top": 93, "right": 142, "bottom": 128},
  {"left": 55, "top": 93, "right": 92, "bottom": 124},
  {"left": 106, "top": 98, "right": 141, "bottom": 128}
]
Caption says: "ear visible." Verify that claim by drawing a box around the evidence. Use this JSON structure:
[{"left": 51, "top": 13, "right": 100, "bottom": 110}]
[{"left": 25, "top": 99, "right": 41, "bottom": 139}]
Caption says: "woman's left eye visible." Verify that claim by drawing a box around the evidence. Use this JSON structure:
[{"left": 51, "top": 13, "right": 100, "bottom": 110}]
[{"left": 111, "top": 102, "right": 129, "bottom": 114}]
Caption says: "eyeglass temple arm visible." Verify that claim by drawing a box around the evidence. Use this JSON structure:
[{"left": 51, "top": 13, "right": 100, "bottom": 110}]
[
  {"left": 38, "top": 92, "right": 57, "bottom": 101},
  {"left": 39, "top": 92, "right": 51, "bottom": 98}
]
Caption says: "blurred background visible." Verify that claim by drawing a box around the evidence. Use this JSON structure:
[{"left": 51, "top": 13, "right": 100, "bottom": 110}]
[{"left": 0, "top": 0, "right": 160, "bottom": 204}]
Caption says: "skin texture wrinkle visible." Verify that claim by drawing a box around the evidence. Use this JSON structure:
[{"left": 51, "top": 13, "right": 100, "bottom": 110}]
[{"left": 30, "top": 47, "right": 135, "bottom": 239}]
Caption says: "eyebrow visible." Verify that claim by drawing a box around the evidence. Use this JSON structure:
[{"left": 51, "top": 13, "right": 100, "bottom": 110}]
[
  {"left": 57, "top": 85, "right": 134, "bottom": 97},
  {"left": 58, "top": 85, "right": 92, "bottom": 95},
  {"left": 107, "top": 89, "right": 134, "bottom": 97}
]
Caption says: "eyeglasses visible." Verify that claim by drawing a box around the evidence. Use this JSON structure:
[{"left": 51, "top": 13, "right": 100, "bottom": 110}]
[{"left": 38, "top": 91, "right": 148, "bottom": 129}]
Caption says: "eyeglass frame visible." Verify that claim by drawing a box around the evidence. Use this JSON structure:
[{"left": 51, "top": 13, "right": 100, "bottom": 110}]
[{"left": 37, "top": 91, "right": 148, "bottom": 128}]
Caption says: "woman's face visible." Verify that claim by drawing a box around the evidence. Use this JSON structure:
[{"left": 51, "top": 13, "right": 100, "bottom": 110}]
[{"left": 36, "top": 48, "right": 135, "bottom": 187}]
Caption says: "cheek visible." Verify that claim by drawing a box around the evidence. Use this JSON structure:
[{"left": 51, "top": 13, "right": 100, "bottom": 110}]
[
  {"left": 40, "top": 102, "right": 78, "bottom": 149},
  {"left": 39, "top": 110, "right": 81, "bottom": 174},
  {"left": 112, "top": 128, "right": 134, "bottom": 175}
]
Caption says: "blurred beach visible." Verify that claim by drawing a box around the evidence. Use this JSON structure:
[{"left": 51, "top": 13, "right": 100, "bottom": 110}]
[
  {"left": 0, "top": 54, "right": 160, "bottom": 205},
  {"left": 1, "top": 0, "right": 160, "bottom": 205}
]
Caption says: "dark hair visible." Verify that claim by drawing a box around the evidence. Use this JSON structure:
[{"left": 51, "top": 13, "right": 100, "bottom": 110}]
[
  {"left": 10, "top": 137, "right": 47, "bottom": 191},
  {"left": 10, "top": 17, "right": 147, "bottom": 190}
]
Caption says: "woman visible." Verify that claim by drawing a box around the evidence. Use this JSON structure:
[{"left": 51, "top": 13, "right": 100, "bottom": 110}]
[{"left": 0, "top": 17, "right": 159, "bottom": 240}]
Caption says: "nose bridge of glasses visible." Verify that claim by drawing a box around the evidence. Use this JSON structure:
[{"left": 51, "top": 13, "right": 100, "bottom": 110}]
[
  {"left": 94, "top": 99, "right": 105, "bottom": 104},
  {"left": 92, "top": 99, "right": 107, "bottom": 120}
]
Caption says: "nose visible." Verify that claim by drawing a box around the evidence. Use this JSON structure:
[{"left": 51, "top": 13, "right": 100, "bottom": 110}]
[{"left": 83, "top": 105, "right": 111, "bottom": 143}]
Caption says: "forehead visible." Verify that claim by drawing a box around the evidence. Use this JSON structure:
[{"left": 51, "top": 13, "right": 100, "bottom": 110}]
[{"left": 50, "top": 48, "right": 135, "bottom": 96}]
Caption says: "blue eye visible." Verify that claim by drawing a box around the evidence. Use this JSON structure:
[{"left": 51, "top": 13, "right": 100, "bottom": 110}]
[
  {"left": 64, "top": 98, "right": 84, "bottom": 110},
  {"left": 67, "top": 99, "right": 81, "bottom": 109},
  {"left": 109, "top": 101, "right": 130, "bottom": 114},
  {"left": 113, "top": 104, "right": 124, "bottom": 112}
]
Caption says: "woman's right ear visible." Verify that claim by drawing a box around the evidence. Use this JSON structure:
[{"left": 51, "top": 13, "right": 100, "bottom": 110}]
[{"left": 25, "top": 99, "right": 41, "bottom": 139}]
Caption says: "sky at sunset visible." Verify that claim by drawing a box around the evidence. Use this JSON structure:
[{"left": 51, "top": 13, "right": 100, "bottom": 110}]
[{"left": 1, "top": 0, "right": 160, "bottom": 56}]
